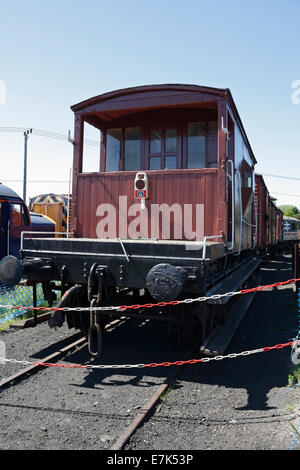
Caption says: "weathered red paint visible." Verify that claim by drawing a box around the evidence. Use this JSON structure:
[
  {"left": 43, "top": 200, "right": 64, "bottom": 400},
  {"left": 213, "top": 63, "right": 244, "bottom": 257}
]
[
  {"left": 255, "top": 174, "right": 283, "bottom": 249},
  {"left": 75, "top": 169, "right": 220, "bottom": 240},
  {"left": 71, "top": 84, "right": 259, "bottom": 251}
]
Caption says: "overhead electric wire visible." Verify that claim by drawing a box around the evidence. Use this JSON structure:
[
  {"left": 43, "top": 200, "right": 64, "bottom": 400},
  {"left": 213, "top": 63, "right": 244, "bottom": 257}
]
[
  {"left": 261, "top": 172, "right": 300, "bottom": 181},
  {"left": 271, "top": 191, "right": 300, "bottom": 198},
  {"left": 0, "top": 127, "right": 99, "bottom": 146},
  {"left": 1, "top": 179, "right": 68, "bottom": 184},
  {"left": 1, "top": 128, "right": 300, "bottom": 186}
]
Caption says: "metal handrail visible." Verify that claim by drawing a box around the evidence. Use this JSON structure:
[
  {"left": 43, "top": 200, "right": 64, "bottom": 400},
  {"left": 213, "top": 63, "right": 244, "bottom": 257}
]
[
  {"left": 227, "top": 159, "right": 235, "bottom": 251},
  {"left": 20, "top": 231, "right": 74, "bottom": 250}
]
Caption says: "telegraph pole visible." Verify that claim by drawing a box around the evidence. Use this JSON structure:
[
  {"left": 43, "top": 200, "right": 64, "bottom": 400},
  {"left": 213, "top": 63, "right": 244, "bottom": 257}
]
[{"left": 23, "top": 129, "right": 32, "bottom": 203}]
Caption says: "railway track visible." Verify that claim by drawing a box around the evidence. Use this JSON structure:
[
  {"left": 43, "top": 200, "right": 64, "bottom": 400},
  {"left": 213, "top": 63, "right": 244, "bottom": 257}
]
[
  {"left": 0, "top": 317, "right": 130, "bottom": 391},
  {"left": 0, "top": 343, "right": 195, "bottom": 451},
  {"left": 0, "top": 336, "right": 87, "bottom": 391},
  {"left": 1, "top": 257, "right": 274, "bottom": 450},
  {"left": 0, "top": 314, "right": 196, "bottom": 450},
  {"left": 0, "top": 291, "right": 258, "bottom": 450}
]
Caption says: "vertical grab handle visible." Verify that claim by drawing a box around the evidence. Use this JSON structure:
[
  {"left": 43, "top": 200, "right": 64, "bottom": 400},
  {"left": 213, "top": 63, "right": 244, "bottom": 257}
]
[{"left": 227, "top": 160, "right": 235, "bottom": 251}]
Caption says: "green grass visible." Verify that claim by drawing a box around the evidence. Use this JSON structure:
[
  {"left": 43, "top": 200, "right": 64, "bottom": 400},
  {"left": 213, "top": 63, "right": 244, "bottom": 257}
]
[
  {"left": 0, "top": 317, "right": 24, "bottom": 331},
  {"left": 288, "top": 364, "right": 300, "bottom": 386},
  {"left": 160, "top": 387, "right": 172, "bottom": 402}
]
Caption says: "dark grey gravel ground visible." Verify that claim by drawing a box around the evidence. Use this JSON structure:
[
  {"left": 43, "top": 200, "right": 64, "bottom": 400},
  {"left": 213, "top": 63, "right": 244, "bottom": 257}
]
[
  {"left": 0, "top": 254, "right": 299, "bottom": 451},
  {"left": 0, "top": 314, "right": 187, "bottom": 450},
  {"left": 126, "top": 254, "right": 300, "bottom": 450}
]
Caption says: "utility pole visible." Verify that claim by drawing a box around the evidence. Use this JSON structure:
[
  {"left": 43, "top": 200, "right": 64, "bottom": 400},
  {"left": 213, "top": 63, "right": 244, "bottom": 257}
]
[{"left": 23, "top": 129, "right": 32, "bottom": 203}]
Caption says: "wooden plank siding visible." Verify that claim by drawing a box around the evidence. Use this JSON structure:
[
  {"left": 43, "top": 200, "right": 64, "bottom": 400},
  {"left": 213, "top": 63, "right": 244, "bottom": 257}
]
[{"left": 75, "top": 169, "right": 220, "bottom": 241}]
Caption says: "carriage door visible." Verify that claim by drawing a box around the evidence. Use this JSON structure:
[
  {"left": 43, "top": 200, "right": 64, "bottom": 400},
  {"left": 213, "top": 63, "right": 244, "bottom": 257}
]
[
  {"left": 0, "top": 202, "right": 10, "bottom": 259},
  {"left": 146, "top": 127, "right": 181, "bottom": 170}
]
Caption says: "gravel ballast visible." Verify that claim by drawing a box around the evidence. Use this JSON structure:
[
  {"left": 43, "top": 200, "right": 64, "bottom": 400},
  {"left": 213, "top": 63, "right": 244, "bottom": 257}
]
[
  {"left": 126, "top": 254, "right": 300, "bottom": 450},
  {"left": 0, "top": 315, "right": 187, "bottom": 450},
  {"left": 0, "top": 254, "right": 299, "bottom": 451}
]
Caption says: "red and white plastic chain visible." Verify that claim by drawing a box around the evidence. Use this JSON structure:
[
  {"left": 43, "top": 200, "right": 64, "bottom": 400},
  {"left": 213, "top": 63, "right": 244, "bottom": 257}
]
[
  {"left": 0, "top": 340, "right": 297, "bottom": 370},
  {"left": 0, "top": 277, "right": 299, "bottom": 313}
]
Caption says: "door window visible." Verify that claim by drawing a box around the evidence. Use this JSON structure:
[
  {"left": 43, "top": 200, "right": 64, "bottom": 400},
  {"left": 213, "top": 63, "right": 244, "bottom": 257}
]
[
  {"left": 150, "top": 130, "right": 162, "bottom": 154},
  {"left": 124, "top": 127, "right": 141, "bottom": 171},
  {"left": 165, "top": 156, "right": 177, "bottom": 169},
  {"left": 187, "top": 122, "right": 206, "bottom": 169},
  {"left": 165, "top": 129, "right": 177, "bottom": 153},
  {"left": 148, "top": 127, "right": 179, "bottom": 170},
  {"left": 149, "top": 157, "right": 161, "bottom": 170}
]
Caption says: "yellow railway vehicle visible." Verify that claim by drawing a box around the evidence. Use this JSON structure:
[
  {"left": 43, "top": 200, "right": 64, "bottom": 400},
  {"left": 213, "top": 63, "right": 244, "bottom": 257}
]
[{"left": 29, "top": 193, "right": 71, "bottom": 237}]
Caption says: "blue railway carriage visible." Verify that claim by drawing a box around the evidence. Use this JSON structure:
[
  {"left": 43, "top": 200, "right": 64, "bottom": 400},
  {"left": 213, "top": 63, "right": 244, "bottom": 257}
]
[
  {"left": 0, "top": 183, "right": 55, "bottom": 262},
  {"left": 283, "top": 216, "right": 300, "bottom": 243}
]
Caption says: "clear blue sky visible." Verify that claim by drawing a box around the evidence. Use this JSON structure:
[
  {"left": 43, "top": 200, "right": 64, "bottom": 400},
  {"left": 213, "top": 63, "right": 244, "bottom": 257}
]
[{"left": 1, "top": 0, "right": 300, "bottom": 207}]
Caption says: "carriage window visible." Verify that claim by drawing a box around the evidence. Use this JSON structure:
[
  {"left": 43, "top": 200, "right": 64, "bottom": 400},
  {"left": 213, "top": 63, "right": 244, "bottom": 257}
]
[
  {"left": 104, "top": 120, "right": 219, "bottom": 172},
  {"left": 124, "top": 127, "right": 141, "bottom": 171},
  {"left": 244, "top": 171, "right": 252, "bottom": 188},
  {"left": 106, "top": 129, "right": 122, "bottom": 171},
  {"left": 165, "top": 156, "right": 177, "bottom": 169},
  {"left": 82, "top": 121, "right": 101, "bottom": 173},
  {"left": 150, "top": 157, "right": 161, "bottom": 170},
  {"left": 187, "top": 122, "right": 206, "bottom": 169},
  {"left": 165, "top": 129, "right": 177, "bottom": 153},
  {"left": 150, "top": 130, "right": 162, "bottom": 154},
  {"left": 10, "top": 204, "right": 28, "bottom": 225}
]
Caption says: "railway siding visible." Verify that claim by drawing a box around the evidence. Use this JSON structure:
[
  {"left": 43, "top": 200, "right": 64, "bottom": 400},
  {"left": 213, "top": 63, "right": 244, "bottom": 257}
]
[
  {"left": 125, "top": 254, "right": 300, "bottom": 450},
  {"left": 0, "top": 254, "right": 299, "bottom": 451}
]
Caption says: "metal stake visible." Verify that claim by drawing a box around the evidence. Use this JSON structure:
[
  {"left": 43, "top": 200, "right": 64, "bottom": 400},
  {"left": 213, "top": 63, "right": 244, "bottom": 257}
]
[
  {"left": 33, "top": 282, "right": 37, "bottom": 326},
  {"left": 23, "top": 129, "right": 32, "bottom": 203}
]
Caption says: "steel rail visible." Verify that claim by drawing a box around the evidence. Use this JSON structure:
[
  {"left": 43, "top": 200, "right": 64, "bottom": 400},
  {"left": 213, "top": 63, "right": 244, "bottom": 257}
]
[
  {"left": 110, "top": 349, "right": 193, "bottom": 451},
  {"left": 110, "top": 273, "right": 263, "bottom": 449},
  {"left": 0, "top": 336, "right": 87, "bottom": 391},
  {"left": 0, "top": 286, "right": 257, "bottom": 450},
  {"left": 0, "top": 257, "right": 262, "bottom": 448},
  {"left": 0, "top": 317, "right": 129, "bottom": 391},
  {"left": 110, "top": 323, "right": 253, "bottom": 450}
]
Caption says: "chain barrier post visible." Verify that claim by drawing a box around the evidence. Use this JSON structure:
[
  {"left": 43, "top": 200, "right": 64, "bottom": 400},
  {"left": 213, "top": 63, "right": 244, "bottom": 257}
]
[
  {"left": 294, "top": 242, "right": 300, "bottom": 300},
  {"left": 0, "top": 340, "right": 5, "bottom": 365}
]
